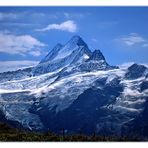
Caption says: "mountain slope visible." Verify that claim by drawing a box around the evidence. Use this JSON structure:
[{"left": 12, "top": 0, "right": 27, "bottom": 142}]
[{"left": 0, "top": 36, "right": 147, "bottom": 140}]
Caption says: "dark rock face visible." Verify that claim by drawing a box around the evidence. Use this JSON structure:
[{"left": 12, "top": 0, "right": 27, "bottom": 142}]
[
  {"left": 122, "top": 98, "right": 148, "bottom": 140},
  {"left": 0, "top": 109, "right": 26, "bottom": 131},
  {"left": 30, "top": 77, "right": 124, "bottom": 135},
  {"left": 68, "top": 35, "right": 88, "bottom": 48},
  {"left": 125, "top": 64, "right": 147, "bottom": 79},
  {"left": 140, "top": 81, "right": 148, "bottom": 92},
  {"left": 88, "top": 49, "right": 106, "bottom": 61},
  {"left": 39, "top": 43, "right": 63, "bottom": 64}
]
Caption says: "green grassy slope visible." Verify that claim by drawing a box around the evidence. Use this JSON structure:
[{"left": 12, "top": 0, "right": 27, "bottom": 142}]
[{"left": 0, "top": 122, "right": 140, "bottom": 142}]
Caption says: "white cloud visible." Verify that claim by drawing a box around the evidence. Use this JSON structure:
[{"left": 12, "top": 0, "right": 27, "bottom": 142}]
[
  {"left": 0, "top": 60, "right": 39, "bottom": 73},
  {"left": 0, "top": 32, "right": 46, "bottom": 56},
  {"left": 118, "top": 33, "right": 147, "bottom": 46},
  {"left": 36, "top": 20, "right": 77, "bottom": 32}
]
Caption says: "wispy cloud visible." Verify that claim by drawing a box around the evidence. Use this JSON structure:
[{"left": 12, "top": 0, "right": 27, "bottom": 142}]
[
  {"left": 98, "top": 21, "right": 118, "bottom": 29},
  {"left": 31, "top": 12, "right": 59, "bottom": 19},
  {"left": 1, "top": 22, "right": 40, "bottom": 27},
  {"left": 118, "top": 62, "right": 135, "bottom": 69},
  {"left": 143, "top": 43, "right": 148, "bottom": 47},
  {"left": 0, "top": 31, "right": 46, "bottom": 56},
  {"left": 36, "top": 20, "right": 77, "bottom": 33},
  {"left": 29, "top": 51, "right": 41, "bottom": 57},
  {"left": 0, "top": 12, "right": 18, "bottom": 21},
  {"left": 91, "top": 38, "right": 98, "bottom": 42},
  {"left": 0, "top": 60, "right": 39, "bottom": 73},
  {"left": 117, "top": 33, "right": 148, "bottom": 47},
  {"left": 0, "top": 11, "right": 59, "bottom": 22},
  {"left": 63, "top": 12, "right": 85, "bottom": 19},
  {"left": 119, "top": 62, "right": 148, "bottom": 69}
]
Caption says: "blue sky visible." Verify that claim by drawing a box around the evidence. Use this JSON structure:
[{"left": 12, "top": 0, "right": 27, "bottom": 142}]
[{"left": 0, "top": 7, "right": 148, "bottom": 72}]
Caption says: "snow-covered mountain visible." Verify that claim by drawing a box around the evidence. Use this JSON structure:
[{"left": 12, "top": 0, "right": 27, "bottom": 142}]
[
  {"left": 0, "top": 36, "right": 148, "bottom": 139},
  {"left": 32, "top": 36, "right": 91, "bottom": 75}
]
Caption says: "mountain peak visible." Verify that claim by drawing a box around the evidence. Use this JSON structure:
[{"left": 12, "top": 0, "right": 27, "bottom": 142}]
[
  {"left": 70, "top": 35, "right": 82, "bottom": 42},
  {"left": 33, "top": 36, "right": 112, "bottom": 75},
  {"left": 88, "top": 49, "right": 105, "bottom": 61},
  {"left": 125, "top": 63, "right": 148, "bottom": 79},
  {"left": 67, "top": 35, "right": 88, "bottom": 48},
  {"left": 128, "top": 63, "right": 147, "bottom": 72}
]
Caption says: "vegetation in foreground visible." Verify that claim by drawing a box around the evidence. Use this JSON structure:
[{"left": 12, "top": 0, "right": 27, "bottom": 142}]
[{"left": 0, "top": 122, "right": 140, "bottom": 142}]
